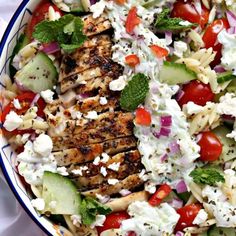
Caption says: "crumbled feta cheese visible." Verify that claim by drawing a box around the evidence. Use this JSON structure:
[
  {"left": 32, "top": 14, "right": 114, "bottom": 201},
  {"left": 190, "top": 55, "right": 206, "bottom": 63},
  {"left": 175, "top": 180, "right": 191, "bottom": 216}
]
[
  {"left": 93, "top": 156, "right": 101, "bottom": 165},
  {"left": 49, "top": 201, "right": 57, "bottom": 209},
  {"left": 13, "top": 98, "right": 22, "bottom": 109},
  {"left": 31, "top": 198, "right": 45, "bottom": 211},
  {"left": 100, "top": 166, "right": 108, "bottom": 177},
  {"left": 179, "top": 20, "right": 192, "bottom": 26},
  {"left": 33, "top": 134, "right": 53, "bottom": 157},
  {"left": 183, "top": 101, "right": 204, "bottom": 115},
  {"left": 109, "top": 75, "right": 127, "bottom": 91},
  {"left": 70, "top": 109, "right": 82, "bottom": 120},
  {"left": 100, "top": 97, "right": 108, "bottom": 105},
  {"left": 138, "top": 169, "right": 149, "bottom": 182},
  {"left": 217, "top": 93, "right": 236, "bottom": 117},
  {"left": 84, "top": 111, "right": 98, "bottom": 120},
  {"left": 218, "top": 30, "right": 236, "bottom": 75},
  {"left": 90, "top": 215, "right": 106, "bottom": 228},
  {"left": 173, "top": 41, "right": 188, "bottom": 58},
  {"left": 71, "top": 166, "right": 88, "bottom": 176},
  {"left": 3, "top": 111, "right": 23, "bottom": 131},
  {"left": 108, "top": 162, "right": 120, "bottom": 171},
  {"left": 192, "top": 209, "right": 208, "bottom": 225},
  {"left": 71, "top": 214, "right": 82, "bottom": 227},
  {"left": 57, "top": 166, "right": 69, "bottom": 176},
  {"left": 121, "top": 202, "right": 180, "bottom": 236},
  {"left": 96, "top": 194, "right": 110, "bottom": 204},
  {"left": 90, "top": 0, "right": 106, "bottom": 18},
  {"left": 101, "top": 153, "right": 110, "bottom": 163},
  {"left": 21, "top": 133, "right": 31, "bottom": 144},
  {"left": 108, "top": 179, "right": 119, "bottom": 185},
  {"left": 40, "top": 90, "right": 54, "bottom": 104}
]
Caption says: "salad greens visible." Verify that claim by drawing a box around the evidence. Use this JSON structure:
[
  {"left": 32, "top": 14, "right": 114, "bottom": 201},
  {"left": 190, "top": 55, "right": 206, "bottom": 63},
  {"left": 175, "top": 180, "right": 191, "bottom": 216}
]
[{"left": 33, "top": 14, "right": 87, "bottom": 53}]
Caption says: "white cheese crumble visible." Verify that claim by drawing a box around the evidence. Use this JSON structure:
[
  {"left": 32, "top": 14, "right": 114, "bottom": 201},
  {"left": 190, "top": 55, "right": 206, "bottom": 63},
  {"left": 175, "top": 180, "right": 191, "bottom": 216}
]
[
  {"left": 13, "top": 98, "right": 22, "bottom": 109},
  {"left": 217, "top": 93, "right": 236, "bottom": 117},
  {"left": 108, "top": 178, "right": 119, "bottom": 185},
  {"left": 121, "top": 202, "right": 180, "bottom": 236},
  {"left": 90, "top": 215, "right": 106, "bottom": 229},
  {"left": 101, "top": 153, "right": 110, "bottom": 163},
  {"left": 96, "top": 194, "right": 110, "bottom": 204},
  {"left": 109, "top": 75, "right": 127, "bottom": 91},
  {"left": 192, "top": 209, "right": 208, "bottom": 225},
  {"left": 3, "top": 111, "right": 23, "bottom": 131},
  {"left": 40, "top": 89, "right": 54, "bottom": 104},
  {"left": 100, "top": 96, "right": 108, "bottom": 105},
  {"left": 71, "top": 214, "right": 82, "bottom": 227},
  {"left": 100, "top": 166, "right": 108, "bottom": 177},
  {"left": 31, "top": 198, "right": 45, "bottom": 211},
  {"left": 33, "top": 134, "right": 53, "bottom": 157},
  {"left": 71, "top": 166, "right": 88, "bottom": 176},
  {"left": 108, "top": 162, "right": 120, "bottom": 171},
  {"left": 84, "top": 111, "right": 98, "bottom": 120},
  {"left": 57, "top": 166, "right": 69, "bottom": 176},
  {"left": 93, "top": 156, "right": 101, "bottom": 165},
  {"left": 173, "top": 41, "right": 188, "bottom": 58}
]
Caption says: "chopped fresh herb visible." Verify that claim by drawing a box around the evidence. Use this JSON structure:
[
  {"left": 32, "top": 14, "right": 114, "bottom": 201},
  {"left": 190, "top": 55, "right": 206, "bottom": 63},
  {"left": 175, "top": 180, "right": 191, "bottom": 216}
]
[
  {"left": 33, "top": 14, "right": 87, "bottom": 53},
  {"left": 190, "top": 168, "right": 225, "bottom": 186},
  {"left": 155, "top": 8, "right": 197, "bottom": 31},
  {"left": 120, "top": 73, "right": 149, "bottom": 111},
  {"left": 80, "top": 197, "right": 112, "bottom": 225}
]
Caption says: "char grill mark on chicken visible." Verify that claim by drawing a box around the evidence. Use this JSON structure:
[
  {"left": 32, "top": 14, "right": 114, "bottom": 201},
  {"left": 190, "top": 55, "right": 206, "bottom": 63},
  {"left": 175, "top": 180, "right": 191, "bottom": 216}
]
[{"left": 47, "top": 14, "right": 144, "bottom": 196}]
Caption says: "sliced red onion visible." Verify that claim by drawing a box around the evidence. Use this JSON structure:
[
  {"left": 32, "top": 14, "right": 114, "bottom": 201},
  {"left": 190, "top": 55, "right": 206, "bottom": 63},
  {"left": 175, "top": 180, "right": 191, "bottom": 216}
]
[
  {"left": 119, "top": 189, "right": 132, "bottom": 197},
  {"left": 90, "top": 0, "right": 97, "bottom": 5},
  {"left": 175, "top": 89, "right": 184, "bottom": 102},
  {"left": 151, "top": 85, "right": 159, "bottom": 94},
  {"left": 176, "top": 231, "right": 184, "bottom": 236},
  {"left": 193, "top": 0, "right": 202, "bottom": 16},
  {"left": 30, "top": 94, "right": 40, "bottom": 107},
  {"left": 30, "top": 132, "right": 36, "bottom": 141},
  {"left": 169, "top": 141, "right": 180, "bottom": 154},
  {"left": 169, "top": 198, "right": 183, "bottom": 209},
  {"left": 221, "top": 114, "right": 235, "bottom": 126},
  {"left": 165, "top": 31, "right": 173, "bottom": 46},
  {"left": 226, "top": 10, "right": 236, "bottom": 27},
  {"left": 214, "top": 65, "right": 226, "bottom": 73},
  {"left": 159, "top": 127, "right": 171, "bottom": 137},
  {"left": 153, "top": 131, "right": 161, "bottom": 139},
  {"left": 160, "top": 115, "right": 172, "bottom": 127},
  {"left": 42, "top": 42, "right": 60, "bottom": 54},
  {"left": 176, "top": 180, "right": 187, "bottom": 193},
  {"left": 227, "top": 26, "right": 236, "bottom": 34},
  {"left": 160, "top": 153, "right": 168, "bottom": 162}
]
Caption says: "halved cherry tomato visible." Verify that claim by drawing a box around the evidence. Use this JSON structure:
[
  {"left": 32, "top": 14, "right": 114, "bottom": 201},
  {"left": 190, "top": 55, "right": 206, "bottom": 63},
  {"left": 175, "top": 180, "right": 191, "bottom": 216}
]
[
  {"left": 202, "top": 18, "right": 230, "bottom": 66},
  {"left": 135, "top": 107, "right": 151, "bottom": 126},
  {"left": 150, "top": 45, "right": 168, "bottom": 58},
  {"left": 171, "top": 0, "right": 209, "bottom": 28},
  {"left": 175, "top": 204, "right": 202, "bottom": 232},
  {"left": 1, "top": 92, "right": 46, "bottom": 135},
  {"left": 125, "top": 7, "right": 141, "bottom": 34},
  {"left": 197, "top": 131, "right": 223, "bottom": 162},
  {"left": 96, "top": 211, "right": 135, "bottom": 235},
  {"left": 177, "top": 80, "right": 214, "bottom": 107},
  {"left": 114, "top": 0, "right": 126, "bottom": 5},
  {"left": 125, "top": 54, "right": 140, "bottom": 67},
  {"left": 148, "top": 184, "right": 172, "bottom": 206},
  {"left": 26, "top": 0, "right": 63, "bottom": 39}
]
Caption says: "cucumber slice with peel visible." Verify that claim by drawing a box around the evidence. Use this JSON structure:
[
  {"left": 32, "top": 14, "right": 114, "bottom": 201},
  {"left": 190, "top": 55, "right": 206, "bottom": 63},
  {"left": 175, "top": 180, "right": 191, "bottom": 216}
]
[
  {"left": 42, "top": 171, "right": 81, "bottom": 215},
  {"left": 208, "top": 225, "right": 236, "bottom": 236},
  {"left": 159, "top": 61, "right": 197, "bottom": 85},
  {"left": 14, "top": 52, "right": 57, "bottom": 93},
  {"left": 217, "top": 71, "right": 236, "bottom": 84}
]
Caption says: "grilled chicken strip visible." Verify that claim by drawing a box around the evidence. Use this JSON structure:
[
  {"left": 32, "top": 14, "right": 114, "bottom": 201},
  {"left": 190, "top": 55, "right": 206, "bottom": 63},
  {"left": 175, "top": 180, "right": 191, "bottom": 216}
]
[
  {"left": 53, "top": 136, "right": 137, "bottom": 165},
  {"left": 60, "top": 58, "right": 123, "bottom": 93},
  {"left": 82, "top": 174, "right": 143, "bottom": 197}
]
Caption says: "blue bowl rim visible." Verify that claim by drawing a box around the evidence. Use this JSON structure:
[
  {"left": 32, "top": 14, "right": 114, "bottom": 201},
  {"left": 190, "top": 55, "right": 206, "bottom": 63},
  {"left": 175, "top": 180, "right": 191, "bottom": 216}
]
[{"left": 0, "top": 1, "right": 53, "bottom": 235}]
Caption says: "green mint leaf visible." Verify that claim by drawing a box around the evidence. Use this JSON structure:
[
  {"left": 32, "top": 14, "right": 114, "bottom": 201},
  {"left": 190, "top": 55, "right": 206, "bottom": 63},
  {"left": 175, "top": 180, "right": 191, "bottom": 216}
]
[
  {"left": 80, "top": 197, "right": 112, "bottom": 225},
  {"left": 155, "top": 8, "right": 197, "bottom": 31},
  {"left": 120, "top": 73, "right": 149, "bottom": 111},
  {"left": 190, "top": 168, "right": 225, "bottom": 186},
  {"left": 33, "top": 14, "right": 86, "bottom": 53}
]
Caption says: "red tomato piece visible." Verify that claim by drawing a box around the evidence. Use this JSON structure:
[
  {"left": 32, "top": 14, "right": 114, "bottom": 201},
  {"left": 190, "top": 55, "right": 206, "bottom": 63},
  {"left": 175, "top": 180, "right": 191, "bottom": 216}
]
[
  {"left": 177, "top": 80, "right": 214, "bottom": 107},
  {"left": 171, "top": 0, "right": 209, "bottom": 28},
  {"left": 202, "top": 18, "right": 230, "bottom": 66},
  {"left": 96, "top": 211, "right": 130, "bottom": 235},
  {"left": 135, "top": 107, "right": 151, "bottom": 126},
  {"left": 175, "top": 204, "right": 202, "bottom": 232},
  {"left": 150, "top": 45, "right": 168, "bottom": 58},
  {"left": 26, "top": 0, "right": 63, "bottom": 39},
  {"left": 125, "top": 54, "right": 140, "bottom": 67},
  {"left": 1, "top": 92, "right": 46, "bottom": 135},
  {"left": 114, "top": 0, "right": 126, "bottom": 5},
  {"left": 148, "top": 184, "right": 172, "bottom": 206},
  {"left": 197, "top": 131, "right": 223, "bottom": 162},
  {"left": 125, "top": 7, "right": 141, "bottom": 34}
]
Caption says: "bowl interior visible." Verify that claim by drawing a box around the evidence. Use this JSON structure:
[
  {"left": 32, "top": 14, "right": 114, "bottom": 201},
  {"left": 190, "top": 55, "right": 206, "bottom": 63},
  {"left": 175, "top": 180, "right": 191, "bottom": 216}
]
[{"left": 0, "top": 1, "right": 71, "bottom": 235}]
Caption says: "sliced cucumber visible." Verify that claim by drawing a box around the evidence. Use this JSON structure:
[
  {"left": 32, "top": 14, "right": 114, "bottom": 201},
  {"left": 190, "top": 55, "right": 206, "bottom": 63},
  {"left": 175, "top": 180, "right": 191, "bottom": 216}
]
[
  {"left": 208, "top": 225, "right": 236, "bottom": 236},
  {"left": 217, "top": 71, "right": 236, "bottom": 84},
  {"left": 9, "top": 34, "right": 29, "bottom": 78},
  {"left": 213, "top": 126, "right": 236, "bottom": 162},
  {"left": 159, "top": 61, "right": 197, "bottom": 85},
  {"left": 81, "top": 0, "right": 91, "bottom": 12},
  {"left": 14, "top": 52, "right": 58, "bottom": 93},
  {"left": 197, "top": 231, "right": 208, "bottom": 236},
  {"left": 52, "top": 0, "right": 84, "bottom": 12},
  {"left": 42, "top": 171, "right": 81, "bottom": 215},
  {"left": 227, "top": 79, "right": 236, "bottom": 94}
]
